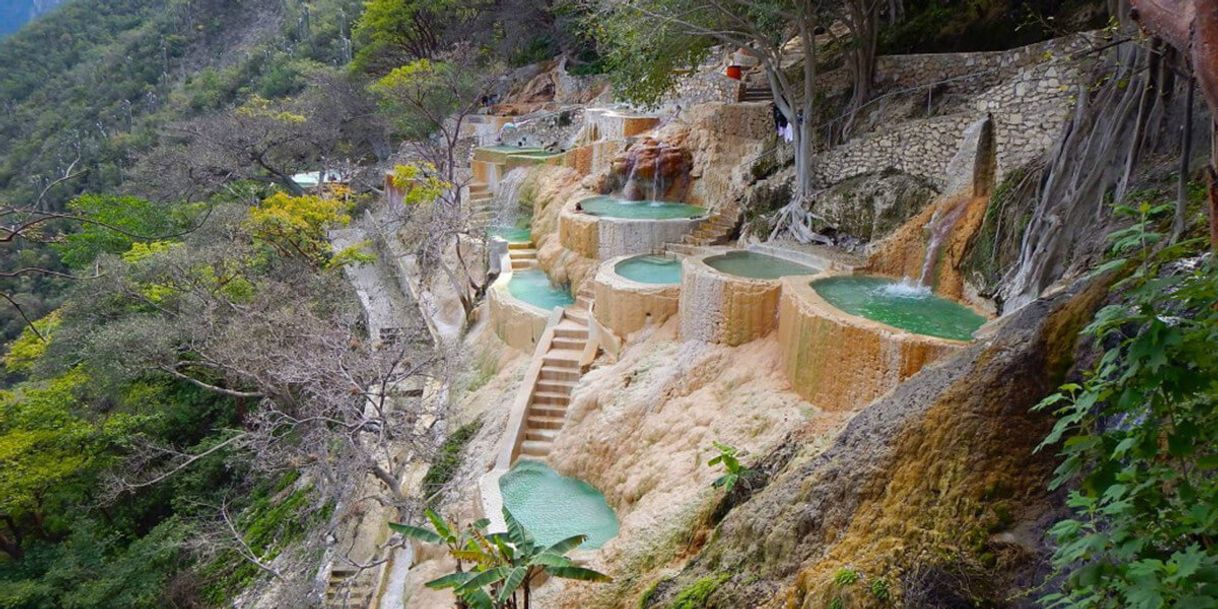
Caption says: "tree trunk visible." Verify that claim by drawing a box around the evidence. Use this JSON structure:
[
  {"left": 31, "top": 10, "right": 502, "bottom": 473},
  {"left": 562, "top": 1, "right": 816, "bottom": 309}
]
[{"left": 1174, "top": 77, "right": 1196, "bottom": 241}]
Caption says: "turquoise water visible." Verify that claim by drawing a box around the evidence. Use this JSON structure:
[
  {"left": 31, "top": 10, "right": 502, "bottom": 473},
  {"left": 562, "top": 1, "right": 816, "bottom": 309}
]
[
  {"left": 812, "top": 275, "right": 986, "bottom": 341},
  {"left": 499, "top": 460, "right": 619, "bottom": 549},
  {"left": 615, "top": 255, "right": 682, "bottom": 284},
  {"left": 579, "top": 196, "right": 705, "bottom": 220},
  {"left": 705, "top": 251, "right": 815, "bottom": 280},
  {"left": 508, "top": 268, "right": 574, "bottom": 310},
  {"left": 488, "top": 225, "right": 532, "bottom": 243}
]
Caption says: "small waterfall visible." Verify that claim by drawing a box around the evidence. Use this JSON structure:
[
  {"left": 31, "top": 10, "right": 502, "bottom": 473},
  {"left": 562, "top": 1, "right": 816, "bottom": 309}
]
[
  {"left": 652, "top": 142, "right": 665, "bottom": 201},
  {"left": 917, "top": 197, "right": 971, "bottom": 288},
  {"left": 492, "top": 168, "right": 529, "bottom": 227}
]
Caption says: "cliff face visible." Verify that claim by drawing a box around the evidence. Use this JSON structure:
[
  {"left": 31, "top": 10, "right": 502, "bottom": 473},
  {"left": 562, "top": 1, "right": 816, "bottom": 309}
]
[{"left": 639, "top": 276, "right": 1108, "bottom": 609}]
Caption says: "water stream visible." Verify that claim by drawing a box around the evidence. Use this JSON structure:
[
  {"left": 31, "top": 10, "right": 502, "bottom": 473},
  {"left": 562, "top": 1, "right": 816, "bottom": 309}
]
[{"left": 916, "top": 197, "right": 972, "bottom": 287}]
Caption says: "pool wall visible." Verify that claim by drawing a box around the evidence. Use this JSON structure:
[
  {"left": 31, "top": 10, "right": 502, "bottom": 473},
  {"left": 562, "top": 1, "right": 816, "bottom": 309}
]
[
  {"left": 488, "top": 250, "right": 554, "bottom": 351},
  {"left": 776, "top": 274, "right": 966, "bottom": 411},
  {"left": 593, "top": 255, "right": 681, "bottom": 340},
  {"left": 559, "top": 206, "right": 702, "bottom": 260},
  {"left": 679, "top": 249, "right": 818, "bottom": 346}
]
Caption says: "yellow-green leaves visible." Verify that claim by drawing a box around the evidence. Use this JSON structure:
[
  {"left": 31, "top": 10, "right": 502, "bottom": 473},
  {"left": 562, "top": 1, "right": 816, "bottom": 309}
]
[
  {"left": 236, "top": 94, "right": 307, "bottom": 124},
  {"left": 245, "top": 192, "right": 352, "bottom": 268},
  {"left": 3, "top": 311, "right": 60, "bottom": 373},
  {"left": 391, "top": 163, "right": 449, "bottom": 206}
]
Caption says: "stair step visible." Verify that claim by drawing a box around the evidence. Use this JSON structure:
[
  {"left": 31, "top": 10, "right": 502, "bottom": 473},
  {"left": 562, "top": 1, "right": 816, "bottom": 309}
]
[
  {"left": 551, "top": 338, "right": 584, "bottom": 351},
  {"left": 511, "top": 261, "right": 535, "bottom": 270},
  {"left": 542, "top": 356, "right": 578, "bottom": 369},
  {"left": 508, "top": 241, "right": 535, "bottom": 250},
  {"left": 564, "top": 309, "right": 589, "bottom": 322},
  {"left": 554, "top": 327, "right": 588, "bottom": 339},
  {"left": 525, "top": 428, "right": 559, "bottom": 442},
  {"left": 520, "top": 440, "right": 552, "bottom": 456},
  {"left": 527, "top": 415, "right": 566, "bottom": 429},
  {"left": 532, "top": 391, "right": 571, "bottom": 405},
  {"left": 535, "top": 380, "right": 576, "bottom": 393},
  {"left": 528, "top": 403, "right": 568, "bottom": 418},
  {"left": 539, "top": 366, "right": 580, "bottom": 382}
]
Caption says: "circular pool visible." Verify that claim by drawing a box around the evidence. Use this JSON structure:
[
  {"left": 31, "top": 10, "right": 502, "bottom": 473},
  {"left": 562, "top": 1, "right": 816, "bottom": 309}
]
[
  {"left": 614, "top": 254, "right": 682, "bottom": 284},
  {"left": 499, "top": 460, "right": 619, "bottom": 549},
  {"left": 705, "top": 250, "right": 817, "bottom": 280},
  {"left": 812, "top": 275, "right": 985, "bottom": 341},
  {"left": 579, "top": 195, "right": 705, "bottom": 220},
  {"left": 508, "top": 269, "right": 573, "bottom": 310}
]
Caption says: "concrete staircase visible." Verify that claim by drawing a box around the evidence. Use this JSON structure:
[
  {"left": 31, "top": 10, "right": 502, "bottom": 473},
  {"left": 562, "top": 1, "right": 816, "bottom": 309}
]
[
  {"left": 515, "top": 286, "right": 593, "bottom": 460},
  {"left": 666, "top": 211, "right": 741, "bottom": 257},
  {"left": 323, "top": 565, "right": 377, "bottom": 609},
  {"left": 507, "top": 240, "right": 538, "bottom": 271}
]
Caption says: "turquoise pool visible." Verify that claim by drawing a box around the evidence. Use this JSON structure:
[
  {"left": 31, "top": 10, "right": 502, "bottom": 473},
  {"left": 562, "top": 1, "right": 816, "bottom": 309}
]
[
  {"left": 615, "top": 255, "right": 682, "bottom": 284},
  {"left": 579, "top": 196, "right": 705, "bottom": 220},
  {"left": 499, "top": 460, "right": 619, "bottom": 549},
  {"left": 488, "top": 225, "right": 532, "bottom": 243},
  {"left": 812, "top": 275, "right": 986, "bottom": 341},
  {"left": 705, "top": 251, "right": 816, "bottom": 280},
  {"left": 508, "top": 268, "right": 573, "bottom": 310}
]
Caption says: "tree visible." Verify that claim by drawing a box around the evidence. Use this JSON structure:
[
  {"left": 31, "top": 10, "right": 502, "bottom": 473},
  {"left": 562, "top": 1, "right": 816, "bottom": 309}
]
[
  {"left": 391, "top": 508, "right": 611, "bottom": 609},
  {"left": 133, "top": 96, "right": 316, "bottom": 201},
  {"left": 592, "top": 0, "right": 832, "bottom": 200},
  {"left": 370, "top": 53, "right": 500, "bottom": 324},
  {"left": 353, "top": 0, "right": 473, "bottom": 72},
  {"left": 244, "top": 192, "right": 355, "bottom": 270},
  {"left": 55, "top": 194, "right": 199, "bottom": 270}
]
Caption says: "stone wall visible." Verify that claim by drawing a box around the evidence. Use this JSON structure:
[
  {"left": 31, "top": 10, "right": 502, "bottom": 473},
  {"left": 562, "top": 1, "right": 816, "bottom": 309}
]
[
  {"left": 813, "top": 57, "right": 1079, "bottom": 189},
  {"left": 488, "top": 270, "right": 551, "bottom": 352},
  {"left": 660, "top": 58, "right": 743, "bottom": 108},
  {"left": 499, "top": 107, "right": 586, "bottom": 150}
]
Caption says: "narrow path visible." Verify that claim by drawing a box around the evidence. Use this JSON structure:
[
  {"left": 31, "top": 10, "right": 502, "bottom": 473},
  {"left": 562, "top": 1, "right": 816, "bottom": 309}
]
[{"left": 517, "top": 298, "right": 590, "bottom": 459}]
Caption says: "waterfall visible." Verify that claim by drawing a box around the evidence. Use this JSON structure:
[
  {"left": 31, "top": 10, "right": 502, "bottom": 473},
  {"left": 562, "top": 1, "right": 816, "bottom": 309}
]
[
  {"left": 652, "top": 142, "right": 665, "bottom": 201},
  {"left": 492, "top": 168, "right": 529, "bottom": 227},
  {"left": 917, "top": 197, "right": 971, "bottom": 288}
]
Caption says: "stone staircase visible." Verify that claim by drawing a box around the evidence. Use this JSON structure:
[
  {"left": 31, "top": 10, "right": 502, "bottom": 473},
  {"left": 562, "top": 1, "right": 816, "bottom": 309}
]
[
  {"left": 666, "top": 211, "right": 741, "bottom": 257},
  {"left": 323, "top": 565, "right": 377, "bottom": 609},
  {"left": 515, "top": 287, "right": 593, "bottom": 460},
  {"left": 469, "top": 182, "right": 494, "bottom": 229},
  {"left": 507, "top": 240, "right": 538, "bottom": 271},
  {"left": 739, "top": 84, "right": 774, "bottom": 103}
]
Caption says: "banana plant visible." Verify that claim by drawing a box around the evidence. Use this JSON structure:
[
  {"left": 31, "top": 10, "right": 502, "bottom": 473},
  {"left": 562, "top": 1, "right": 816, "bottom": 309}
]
[
  {"left": 391, "top": 508, "right": 610, "bottom": 608},
  {"left": 389, "top": 508, "right": 490, "bottom": 572},
  {"left": 708, "top": 441, "right": 750, "bottom": 493}
]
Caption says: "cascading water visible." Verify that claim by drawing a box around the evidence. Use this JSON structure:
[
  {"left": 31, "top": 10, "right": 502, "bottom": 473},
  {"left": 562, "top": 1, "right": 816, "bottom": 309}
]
[
  {"left": 652, "top": 142, "right": 665, "bottom": 200},
  {"left": 491, "top": 168, "right": 529, "bottom": 227},
  {"left": 915, "top": 196, "right": 972, "bottom": 288}
]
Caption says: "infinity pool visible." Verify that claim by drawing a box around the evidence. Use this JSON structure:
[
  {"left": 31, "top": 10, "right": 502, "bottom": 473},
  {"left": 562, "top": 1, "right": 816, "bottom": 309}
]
[
  {"left": 615, "top": 255, "right": 682, "bottom": 284},
  {"left": 812, "top": 275, "right": 986, "bottom": 341},
  {"left": 508, "top": 268, "right": 573, "bottom": 310},
  {"left": 705, "top": 251, "right": 816, "bottom": 280},
  {"left": 579, "top": 196, "right": 705, "bottom": 220},
  {"left": 499, "top": 460, "right": 619, "bottom": 549}
]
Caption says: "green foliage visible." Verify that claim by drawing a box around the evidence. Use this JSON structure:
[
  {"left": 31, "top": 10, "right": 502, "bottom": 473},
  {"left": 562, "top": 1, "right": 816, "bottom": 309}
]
[
  {"left": 421, "top": 419, "right": 484, "bottom": 502},
  {"left": 55, "top": 195, "right": 197, "bottom": 269},
  {"left": 870, "top": 577, "right": 891, "bottom": 601},
  {"left": 587, "top": 2, "right": 715, "bottom": 108},
  {"left": 2, "top": 311, "right": 58, "bottom": 375},
  {"left": 671, "top": 572, "right": 730, "bottom": 609},
  {"left": 1036, "top": 201, "right": 1218, "bottom": 609},
  {"left": 708, "top": 441, "right": 750, "bottom": 493},
  {"left": 370, "top": 59, "right": 487, "bottom": 141},
  {"left": 245, "top": 192, "right": 353, "bottom": 268},
  {"left": 391, "top": 508, "right": 610, "bottom": 608},
  {"left": 833, "top": 567, "right": 860, "bottom": 586},
  {"left": 353, "top": 0, "right": 472, "bottom": 72}
]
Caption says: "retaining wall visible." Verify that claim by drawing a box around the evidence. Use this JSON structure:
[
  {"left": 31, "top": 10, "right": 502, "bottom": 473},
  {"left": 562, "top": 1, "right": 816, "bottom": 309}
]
[{"left": 592, "top": 256, "right": 682, "bottom": 339}]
